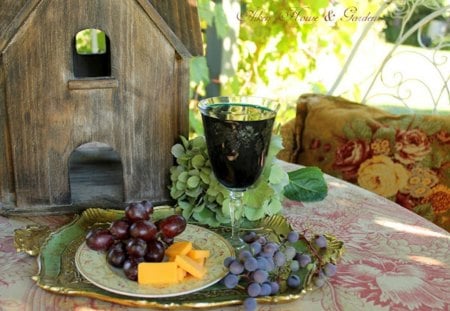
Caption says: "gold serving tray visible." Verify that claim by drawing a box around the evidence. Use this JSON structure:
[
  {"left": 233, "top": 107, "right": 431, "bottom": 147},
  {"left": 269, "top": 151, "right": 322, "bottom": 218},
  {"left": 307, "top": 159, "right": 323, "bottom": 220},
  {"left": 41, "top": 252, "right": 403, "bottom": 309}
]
[{"left": 18, "top": 207, "right": 343, "bottom": 309}]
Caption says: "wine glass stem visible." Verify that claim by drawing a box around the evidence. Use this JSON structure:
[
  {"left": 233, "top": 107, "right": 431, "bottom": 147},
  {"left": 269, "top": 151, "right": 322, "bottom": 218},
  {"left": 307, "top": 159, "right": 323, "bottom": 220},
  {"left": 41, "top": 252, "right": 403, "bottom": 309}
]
[{"left": 229, "top": 190, "right": 244, "bottom": 247}]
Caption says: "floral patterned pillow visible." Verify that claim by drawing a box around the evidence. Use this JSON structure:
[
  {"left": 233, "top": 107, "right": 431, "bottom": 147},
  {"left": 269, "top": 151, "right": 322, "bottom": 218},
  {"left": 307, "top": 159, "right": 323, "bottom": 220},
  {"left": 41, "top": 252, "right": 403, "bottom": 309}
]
[{"left": 284, "top": 94, "right": 450, "bottom": 232}]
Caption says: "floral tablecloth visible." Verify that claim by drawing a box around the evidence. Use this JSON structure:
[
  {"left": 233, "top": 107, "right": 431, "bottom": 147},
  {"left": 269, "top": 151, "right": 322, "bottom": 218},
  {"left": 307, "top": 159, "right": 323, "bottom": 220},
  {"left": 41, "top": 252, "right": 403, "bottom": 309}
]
[{"left": 1, "top": 161, "right": 449, "bottom": 310}]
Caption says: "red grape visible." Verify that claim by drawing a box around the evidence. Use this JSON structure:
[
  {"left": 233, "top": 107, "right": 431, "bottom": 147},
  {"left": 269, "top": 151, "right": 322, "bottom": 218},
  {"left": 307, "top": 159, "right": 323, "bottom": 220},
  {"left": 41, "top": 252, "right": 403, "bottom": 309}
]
[
  {"left": 141, "top": 200, "right": 154, "bottom": 216},
  {"left": 126, "top": 238, "right": 148, "bottom": 258},
  {"left": 125, "top": 202, "right": 149, "bottom": 221},
  {"left": 107, "top": 247, "right": 127, "bottom": 268},
  {"left": 110, "top": 241, "right": 126, "bottom": 252},
  {"left": 158, "top": 215, "right": 187, "bottom": 238},
  {"left": 109, "top": 219, "right": 130, "bottom": 240},
  {"left": 144, "top": 240, "right": 165, "bottom": 262},
  {"left": 85, "top": 228, "right": 114, "bottom": 251},
  {"left": 123, "top": 258, "right": 142, "bottom": 281},
  {"left": 129, "top": 220, "right": 158, "bottom": 241},
  {"left": 161, "top": 235, "right": 174, "bottom": 246}
]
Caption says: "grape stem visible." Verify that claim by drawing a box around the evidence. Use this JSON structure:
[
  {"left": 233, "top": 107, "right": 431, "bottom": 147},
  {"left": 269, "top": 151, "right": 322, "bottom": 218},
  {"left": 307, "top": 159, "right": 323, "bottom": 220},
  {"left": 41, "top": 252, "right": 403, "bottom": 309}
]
[{"left": 298, "top": 231, "right": 325, "bottom": 269}]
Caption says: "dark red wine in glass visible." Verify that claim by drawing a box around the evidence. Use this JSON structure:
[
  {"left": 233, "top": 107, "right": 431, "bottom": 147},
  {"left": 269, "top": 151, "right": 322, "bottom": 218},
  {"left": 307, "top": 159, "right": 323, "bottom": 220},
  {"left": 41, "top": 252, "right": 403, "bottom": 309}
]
[{"left": 199, "top": 96, "right": 278, "bottom": 248}]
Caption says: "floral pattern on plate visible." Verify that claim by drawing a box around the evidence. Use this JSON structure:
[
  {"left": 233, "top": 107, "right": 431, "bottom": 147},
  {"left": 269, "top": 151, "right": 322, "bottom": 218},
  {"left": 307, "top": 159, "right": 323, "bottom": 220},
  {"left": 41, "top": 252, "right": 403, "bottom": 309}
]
[{"left": 75, "top": 224, "right": 233, "bottom": 298}]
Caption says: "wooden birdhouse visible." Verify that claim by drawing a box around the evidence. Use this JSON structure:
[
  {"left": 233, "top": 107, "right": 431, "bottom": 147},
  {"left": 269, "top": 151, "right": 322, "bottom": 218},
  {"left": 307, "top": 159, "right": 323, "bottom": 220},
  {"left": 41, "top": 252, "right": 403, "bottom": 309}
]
[{"left": 0, "top": 0, "right": 202, "bottom": 214}]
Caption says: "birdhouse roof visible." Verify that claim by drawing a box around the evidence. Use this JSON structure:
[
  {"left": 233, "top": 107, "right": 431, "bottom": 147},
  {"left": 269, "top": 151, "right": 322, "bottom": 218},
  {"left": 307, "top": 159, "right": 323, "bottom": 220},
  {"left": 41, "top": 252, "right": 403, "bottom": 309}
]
[{"left": 0, "top": 0, "right": 203, "bottom": 56}]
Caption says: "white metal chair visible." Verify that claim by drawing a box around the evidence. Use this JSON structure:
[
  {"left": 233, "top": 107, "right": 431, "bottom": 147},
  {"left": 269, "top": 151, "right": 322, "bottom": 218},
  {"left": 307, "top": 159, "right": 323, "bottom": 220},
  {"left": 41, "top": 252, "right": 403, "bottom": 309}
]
[{"left": 328, "top": 0, "right": 450, "bottom": 114}]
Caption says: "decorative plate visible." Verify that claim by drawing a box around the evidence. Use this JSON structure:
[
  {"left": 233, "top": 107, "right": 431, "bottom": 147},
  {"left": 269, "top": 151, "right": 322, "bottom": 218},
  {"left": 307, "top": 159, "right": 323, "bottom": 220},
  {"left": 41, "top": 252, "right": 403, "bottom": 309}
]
[
  {"left": 75, "top": 224, "right": 232, "bottom": 298},
  {"left": 21, "top": 207, "right": 343, "bottom": 309}
]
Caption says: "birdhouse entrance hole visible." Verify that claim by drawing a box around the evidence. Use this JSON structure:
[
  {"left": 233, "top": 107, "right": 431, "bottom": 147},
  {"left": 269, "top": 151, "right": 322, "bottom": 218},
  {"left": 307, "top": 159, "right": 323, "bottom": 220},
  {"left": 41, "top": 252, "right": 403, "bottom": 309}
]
[
  {"left": 73, "top": 28, "right": 111, "bottom": 77},
  {"left": 68, "top": 142, "right": 124, "bottom": 207}
]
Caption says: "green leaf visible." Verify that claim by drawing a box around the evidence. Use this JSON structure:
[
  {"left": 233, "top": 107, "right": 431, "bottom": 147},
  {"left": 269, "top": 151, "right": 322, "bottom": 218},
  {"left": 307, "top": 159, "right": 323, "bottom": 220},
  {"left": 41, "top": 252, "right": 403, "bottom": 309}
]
[
  {"left": 179, "top": 201, "right": 194, "bottom": 219},
  {"left": 269, "top": 163, "right": 289, "bottom": 185},
  {"left": 193, "top": 207, "right": 220, "bottom": 227},
  {"left": 268, "top": 134, "right": 284, "bottom": 159},
  {"left": 214, "top": 208, "right": 230, "bottom": 224},
  {"left": 221, "top": 198, "right": 230, "bottom": 218},
  {"left": 373, "top": 127, "right": 395, "bottom": 141},
  {"left": 193, "top": 202, "right": 205, "bottom": 213},
  {"left": 189, "top": 110, "right": 204, "bottom": 136},
  {"left": 284, "top": 167, "right": 328, "bottom": 202},
  {"left": 170, "top": 166, "right": 183, "bottom": 181},
  {"left": 188, "top": 169, "right": 200, "bottom": 176},
  {"left": 189, "top": 57, "right": 210, "bottom": 85},
  {"left": 171, "top": 144, "right": 185, "bottom": 158},
  {"left": 396, "top": 115, "right": 414, "bottom": 129},
  {"left": 178, "top": 171, "right": 189, "bottom": 183},
  {"left": 292, "top": 239, "right": 309, "bottom": 254},
  {"left": 421, "top": 152, "right": 443, "bottom": 169},
  {"left": 175, "top": 180, "right": 186, "bottom": 191},
  {"left": 419, "top": 120, "right": 444, "bottom": 135},
  {"left": 244, "top": 203, "right": 267, "bottom": 221},
  {"left": 264, "top": 199, "right": 282, "bottom": 216},
  {"left": 176, "top": 157, "right": 188, "bottom": 167},
  {"left": 185, "top": 187, "right": 203, "bottom": 198},
  {"left": 191, "top": 154, "right": 206, "bottom": 169},
  {"left": 245, "top": 182, "right": 273, "bottom": 208},
  {"left": 213, "top": 3, "right": 229, "bottom": 39},
  {"left": 342, "top": 123, "right": 357, "bottom": 140},
  {"left": 170, "top": 187, "right": 184, "bottom": 199},
  {"left": 187, "top": 175, "right": 200, "bottom": 188},
  {"left": 351, "top": 119, "right": 373, "bottom": 140},
  {"left": 413, "top": 203, "right": 435, "bottom": 222},
  {"left": 180, "top": 136, "right": 190, "bottom": 149},
  {"left": 215, "top": 191, "right": 225, "bottom": 205},
  {"left": 199, "top": 171, "right": 210, "bottom": 184},
  {"left": 191, "top": 136, "right": 206, "bottom": 149}
]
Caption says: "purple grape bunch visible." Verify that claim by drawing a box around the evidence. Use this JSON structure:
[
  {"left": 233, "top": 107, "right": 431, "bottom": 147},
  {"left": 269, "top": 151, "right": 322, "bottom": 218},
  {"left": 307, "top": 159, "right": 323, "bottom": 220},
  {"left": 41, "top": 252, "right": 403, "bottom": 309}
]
[{"left": 222, "top": 230, "right": 338, "bottom": 311}]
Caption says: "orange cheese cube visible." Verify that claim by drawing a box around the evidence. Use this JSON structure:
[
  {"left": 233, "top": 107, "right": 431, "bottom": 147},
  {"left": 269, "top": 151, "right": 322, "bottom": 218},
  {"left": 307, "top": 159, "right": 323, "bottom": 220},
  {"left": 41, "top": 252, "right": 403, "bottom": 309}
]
[
  {"left": 192, "top": 257, "right": 205, "bottom": 266},
  {"left": 187, "top": 249, "right": 210, "bottom": 259},
  {"left": 165, "top": 241, "right": 192, "bottom": 258},
  {"left": 177, "top": 267, "right": 187, "bottom": 281},
  {"left": 175, "top": 254, "right": 206, "bottom": 279},
  {"left": 137, "top": 262, "right": 179, "bottom": 285}
]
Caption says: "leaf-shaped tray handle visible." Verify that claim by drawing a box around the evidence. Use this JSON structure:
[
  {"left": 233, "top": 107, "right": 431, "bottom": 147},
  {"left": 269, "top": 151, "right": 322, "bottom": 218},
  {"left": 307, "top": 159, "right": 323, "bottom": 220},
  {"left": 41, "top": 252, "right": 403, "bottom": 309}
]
[{"left": 14, "top": 225, "right": 52, "bottom": 256}]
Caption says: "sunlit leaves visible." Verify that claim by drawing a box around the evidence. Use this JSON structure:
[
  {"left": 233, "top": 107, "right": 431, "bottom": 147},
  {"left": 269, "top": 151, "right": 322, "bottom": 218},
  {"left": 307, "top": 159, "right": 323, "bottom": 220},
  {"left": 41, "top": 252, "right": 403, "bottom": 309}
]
[{"left": 190, "top": 57, "right": 210, "bottom": 87}]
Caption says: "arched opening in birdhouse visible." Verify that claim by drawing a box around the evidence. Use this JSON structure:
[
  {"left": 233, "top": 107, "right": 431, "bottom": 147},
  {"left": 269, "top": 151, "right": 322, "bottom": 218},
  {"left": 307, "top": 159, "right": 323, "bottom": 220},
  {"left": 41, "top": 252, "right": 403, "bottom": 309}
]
[
  {"left": 73, "top": 28, "right": 111, "bottom": 77},
  {"left": 68, "top": 142, "right": 124, "bottom": 207}
]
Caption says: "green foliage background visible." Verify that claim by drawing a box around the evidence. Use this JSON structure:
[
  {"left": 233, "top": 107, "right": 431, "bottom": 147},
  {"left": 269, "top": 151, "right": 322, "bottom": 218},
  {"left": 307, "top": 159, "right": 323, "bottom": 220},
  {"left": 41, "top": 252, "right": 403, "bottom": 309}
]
[{"left": 189, "top": 0, "right": 387, "bottom": 136}]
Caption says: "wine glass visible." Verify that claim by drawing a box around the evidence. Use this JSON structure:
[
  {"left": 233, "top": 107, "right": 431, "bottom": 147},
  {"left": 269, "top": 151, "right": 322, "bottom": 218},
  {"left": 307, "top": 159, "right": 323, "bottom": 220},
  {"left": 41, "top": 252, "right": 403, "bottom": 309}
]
[{"left": 198, "top": 96, "right": 278, "bottom": 248}]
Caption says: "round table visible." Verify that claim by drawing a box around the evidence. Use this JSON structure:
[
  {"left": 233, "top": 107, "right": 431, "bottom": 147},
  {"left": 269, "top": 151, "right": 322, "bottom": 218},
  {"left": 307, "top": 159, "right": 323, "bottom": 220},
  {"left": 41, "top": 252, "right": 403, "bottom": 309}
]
[{"left": 1, "top": 161, "right": 449, "bottom": 310}]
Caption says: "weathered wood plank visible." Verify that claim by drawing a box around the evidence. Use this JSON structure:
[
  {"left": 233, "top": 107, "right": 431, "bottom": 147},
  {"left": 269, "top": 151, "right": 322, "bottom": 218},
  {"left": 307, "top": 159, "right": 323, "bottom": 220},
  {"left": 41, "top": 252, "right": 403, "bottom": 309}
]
[
  {"left": 68, "top": 78, "right": 119, "bottom": 90},
  {"left": 137, "top": 0, "right": 193, "bottom": 58},
  {"left": 0, "top": 56, "right": 15, "bottom": 205},
  {"left": 143, "top": 0, "right": 203, "bottom": 56},
  {"left": 0, "top": 0, "right": 40, "bottom": 52}
]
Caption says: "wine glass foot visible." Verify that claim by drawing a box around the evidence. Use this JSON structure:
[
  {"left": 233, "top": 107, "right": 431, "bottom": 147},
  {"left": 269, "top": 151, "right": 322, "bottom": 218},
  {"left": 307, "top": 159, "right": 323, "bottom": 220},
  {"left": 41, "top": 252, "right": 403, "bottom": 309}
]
[{"left": 229, "top": 236, "right": 245, "bottom": 250}]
